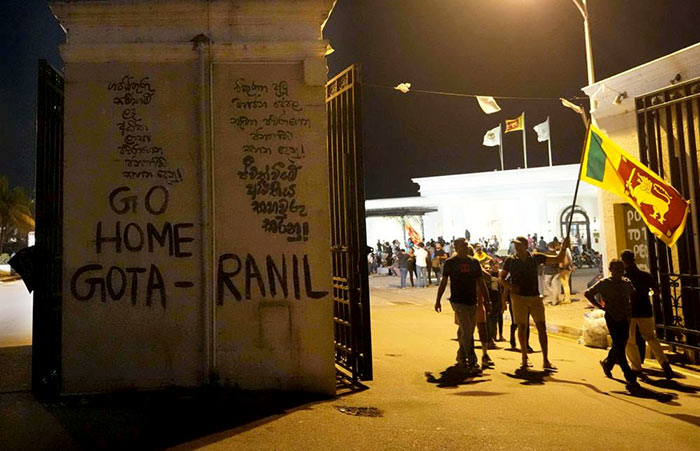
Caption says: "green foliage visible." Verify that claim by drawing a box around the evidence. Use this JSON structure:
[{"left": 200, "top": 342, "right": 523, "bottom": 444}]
[
  {"left": 0, "top": 253, "right": 9, "bottom": 265},
  {"left": 0, "top": 176, "right": 35, "bottom": 254}
]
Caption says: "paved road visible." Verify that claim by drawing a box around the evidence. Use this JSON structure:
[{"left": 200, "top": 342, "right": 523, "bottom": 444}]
[
  {"left": 0, "top": 279, "right": 32, "bottom": 347},
  {"left": 181, "top": 293, "right": 700, "bottom": 450}
]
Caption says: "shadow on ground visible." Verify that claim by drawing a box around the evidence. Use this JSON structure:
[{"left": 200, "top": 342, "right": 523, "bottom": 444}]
[
  {"left": 503, "top": 368, "right": 556, "bottom": 385},
  {"left": 21, "top": 387, "right": 329, "bottom": 449},
  {"left": 424, "top": 365, "right": 491, "bottom": 388}
]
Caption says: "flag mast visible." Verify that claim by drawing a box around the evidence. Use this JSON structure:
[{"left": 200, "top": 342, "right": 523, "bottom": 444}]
[
  {"left": 499, "top": 124, "right": 504, "bottom": 171},
  {"left": 566, "top": 110, "right": 591, "bottom": 239},
  {"left": 547, "top": 117, "right": 552, "bottom": 166},
  {"left": 522, "top": 114, "right": 528, "bottom": 168}
]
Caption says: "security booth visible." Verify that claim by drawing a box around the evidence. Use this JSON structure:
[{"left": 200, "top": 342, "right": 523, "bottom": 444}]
[{"left": 36, "top": 0, "right": 352, "bottom": 396}]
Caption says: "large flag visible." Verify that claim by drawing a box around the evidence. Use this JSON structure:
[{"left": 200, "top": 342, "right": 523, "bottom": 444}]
[
  {"left": 406, "top": 222, "right": 422, "bottom": 244},
  {"left": 482, "top": 124, "right": 501, "bottom": 147},
  {"left": 533, "top": 117, "right": 550, "bottom": 142},
  {"left": 581, "top": 124, "right": 690, "bottom": 246},
  {"left": 476, "top": 96, "right": 501, "bottom": 114},
  {"left": 505, "top": 113, "right": 524, "bottom": 133}
]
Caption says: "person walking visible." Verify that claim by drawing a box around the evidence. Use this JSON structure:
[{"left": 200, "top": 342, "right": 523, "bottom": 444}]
[
  {"left": 407, "top": 248, "right": 417, "bottom": 287},
  {"left": 396, "top": 249, "right": 409, "bottom": 289},
  {"left": 558, "top": 243, "right": 573, "bottom": 304},
  {"left": 486, "top": 259, "right": 506, "bottom": 344},
  {"left": 499, "top": 236, "right": 569, "bottom": 372},
  {"left": 620, "top": 250, "right": 677, "bottom": 380},
  {"left": 432, "top": 242, "right": 447, "bottom": 285},
  {"left": 584, "top": 259, "right": 641, "bottom": 392},
  {"left": 415, "top": 243, "right": 429, "bottom": 288},
  {"left": 435, "top": 238, "right": 487, "bottom": 373}
]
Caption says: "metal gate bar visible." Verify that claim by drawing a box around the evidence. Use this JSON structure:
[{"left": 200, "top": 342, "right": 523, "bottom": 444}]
[
  {"left": 326, "top": 65, "right": 372, "bottom": 381},
  {"left": 34, "top": 60, "right": 64, "bottom": 396},
  {"left": 636, "top": 77, "right": 700, "bottom": 353}
]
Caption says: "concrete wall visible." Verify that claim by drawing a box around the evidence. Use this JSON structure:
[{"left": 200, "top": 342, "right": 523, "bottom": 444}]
[{"left": 54, "top": 0, "right": 335, "bottom": 395}]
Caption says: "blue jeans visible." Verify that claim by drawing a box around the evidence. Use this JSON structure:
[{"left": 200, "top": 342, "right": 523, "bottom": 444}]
[
  {"left": 399, "top": 268, "right": 408, "bottom": 288},
  {"left": 451, "top": 302, "right": 478, "bottom": 366},
  {"left": 417, "top": 266, "right": 427, "bottom": 287}
]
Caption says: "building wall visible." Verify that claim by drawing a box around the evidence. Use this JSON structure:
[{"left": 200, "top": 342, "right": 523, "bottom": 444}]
[
  {"left": 374, "top": 165, "right": 603, "bottom": 252},
  {"left": 54, "top": 0, "right": 335, "bottom": 395}
]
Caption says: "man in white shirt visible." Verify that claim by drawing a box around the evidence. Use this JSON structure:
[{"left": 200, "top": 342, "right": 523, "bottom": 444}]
[{"left": 414, "top": 242, "right": 429, "bottom": 288}]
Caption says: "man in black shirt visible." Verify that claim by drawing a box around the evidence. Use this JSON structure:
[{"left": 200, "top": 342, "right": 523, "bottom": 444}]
[
  {"left": 500, "top": 235, "right": 569, "bottom": 372},
  {"left": 621, "top": 250, "right": 676, "bottom": 379},
  {"left": 435, "top": 238, "right": 486, "bottom": 371}
]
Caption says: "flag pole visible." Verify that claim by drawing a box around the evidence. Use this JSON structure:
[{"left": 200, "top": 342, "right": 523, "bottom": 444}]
[
  {"left": 499, "top": 124, "right": 504, "bottom": 171},
  {"left": 522, "top": 113, "right": 528, "bottom": 169},
  {"left": 547, "top": 117, "right": 552, "bottom": 166},
  {"left": 566, "top": 111, "right": 592, "bottom": 239}
]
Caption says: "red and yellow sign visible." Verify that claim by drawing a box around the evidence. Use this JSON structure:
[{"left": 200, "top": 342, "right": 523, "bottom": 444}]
[{"left": 581, "top": 124, "right": 690, "bottom": 246}]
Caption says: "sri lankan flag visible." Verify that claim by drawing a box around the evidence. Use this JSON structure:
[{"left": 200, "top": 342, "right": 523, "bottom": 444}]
[
  {"left": 581, "top": 124, "right": 690, "bottom": 246},
  {"left": 505, "top": 113, "right": 524, "bottom": 133}
]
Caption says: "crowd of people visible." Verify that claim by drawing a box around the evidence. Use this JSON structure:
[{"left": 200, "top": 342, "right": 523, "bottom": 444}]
[{"left": 370, "top": 232, "right": 676, "bottom": 394}]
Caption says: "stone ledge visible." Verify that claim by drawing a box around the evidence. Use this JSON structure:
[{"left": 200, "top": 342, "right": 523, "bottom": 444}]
[{"left": 60, "top": 40, "right": 329, "bottom": 63}]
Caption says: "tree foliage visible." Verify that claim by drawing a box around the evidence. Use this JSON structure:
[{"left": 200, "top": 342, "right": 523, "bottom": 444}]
[{"left": 0, "top": 176, "right": 35, "bottom": 254}]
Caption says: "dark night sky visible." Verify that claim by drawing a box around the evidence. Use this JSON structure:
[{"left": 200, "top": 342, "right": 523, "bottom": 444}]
[
  {"left": 1, "top": 1, "right": 700, "bottom": 200},
  {"left": 324, "top": 0, "right": 700, "bottom": 199},
  {"left": 0, "top": 1, "right": 64, "bottom": 194}
]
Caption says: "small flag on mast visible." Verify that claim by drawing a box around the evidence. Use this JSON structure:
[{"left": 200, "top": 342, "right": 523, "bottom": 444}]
[
  {"left": 533, "top": 117, "right": 550, "bottom": 142},
  {"left": 581, "top": 125, "right": 690, "bottom": 246},
  {"left": 483, "top": 125, "right": 501, "bottom": 147},
  {"left": 560, "top": 97, "right": 583, "bottom": 114},
  {"left": 476, "top": 96, "right": 501, "bottom": 114},
  {"left": 505, "top": 113, "right": 524, "bottom": 133}
]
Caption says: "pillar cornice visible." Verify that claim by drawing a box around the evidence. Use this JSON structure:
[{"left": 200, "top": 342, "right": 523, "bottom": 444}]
[
  {"left": 51, "top": 0, "right": 335, "bottom": 46},
  {"left": 59, "top": 40, "right": 329, "bottom": 63}
]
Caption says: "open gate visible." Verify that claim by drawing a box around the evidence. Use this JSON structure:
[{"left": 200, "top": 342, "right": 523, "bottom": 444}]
[
  {"left": 326, "top": 65, "right": 373, "bottom": 382},
  {"left": 34, "top": 60, "right": 64, "bottom": 397},
  {"left": 636, "top": 76, "right": 700, "bottom": 358}
]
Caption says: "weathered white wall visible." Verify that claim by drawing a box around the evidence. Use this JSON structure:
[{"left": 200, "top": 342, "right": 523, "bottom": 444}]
[
  {"left": 212, "top": 63, "right": 333, "bottom": 393},
  {"left": 62, "top": 63, "right": 204, "bottom": 391}
]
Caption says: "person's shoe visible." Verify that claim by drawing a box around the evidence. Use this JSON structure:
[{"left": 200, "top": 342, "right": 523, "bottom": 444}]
[
  {"left": 626, "top": 381, "right": 642, "bottom": 393},
  {"left": 662, "top": 362, "right": 678, "bottom": 380},
  {"left": 481, "top": 355, "right": 494, "bottom": 369},
  {"left": 543, "top": 361, "right": 558, "bottom": 372},
  {"left": 497, "top": 336, "right": 507, "bottom": 342},
  {"left": 488, "top": 341, "right": 499, "bottom": 350},
  {"left": 526, "top": 345, "right": 535, "bottom": 353},
  {"left": 599, "top": 360, "right": 612, "bottom": 378}
]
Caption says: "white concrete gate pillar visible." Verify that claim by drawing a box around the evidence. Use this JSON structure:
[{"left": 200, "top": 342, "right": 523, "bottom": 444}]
[{"left": 53, "top": 0, "right": 336, "bottom": 395}]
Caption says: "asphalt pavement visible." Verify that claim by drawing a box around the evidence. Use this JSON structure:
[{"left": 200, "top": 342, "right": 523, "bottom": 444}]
[{"left": 1, "top": 273, "right": 699, "bottom": 450}]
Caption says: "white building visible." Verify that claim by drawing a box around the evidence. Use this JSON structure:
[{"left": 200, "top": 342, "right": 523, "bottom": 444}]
[{"left": 366, "top": 164, "right": 602, "bottom": 252}]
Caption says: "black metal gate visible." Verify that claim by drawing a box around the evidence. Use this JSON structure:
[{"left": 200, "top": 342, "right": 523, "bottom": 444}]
[
  {"left": 326, "top": 65, "right": 372, "bottom": 381},
  {"left": 34, "top": 60, "right": 64, "bottom": 397},
  {"left": 636, "top": 76, "right": 700, "bottom": 358}
]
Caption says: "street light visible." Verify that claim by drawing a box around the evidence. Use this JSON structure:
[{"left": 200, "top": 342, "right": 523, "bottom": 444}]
[{"left": 571, "top": 0, "right": 595, "bottom": 85}]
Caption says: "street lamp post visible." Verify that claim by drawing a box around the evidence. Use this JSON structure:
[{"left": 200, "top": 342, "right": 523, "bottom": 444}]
[{"left": 571, "top": 0, "right": 595, "bottom": 85}]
